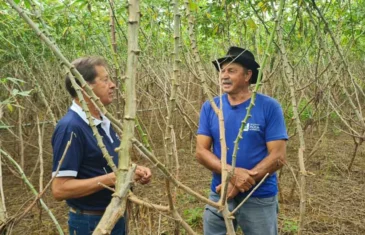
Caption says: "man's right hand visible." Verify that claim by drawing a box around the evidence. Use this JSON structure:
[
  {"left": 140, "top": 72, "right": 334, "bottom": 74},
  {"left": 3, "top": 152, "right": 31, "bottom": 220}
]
[
  {"left": 216, "top": 182, "right": 240, "bottom": 199},
  {"left": 230, "top": 167, "right": 257, "bottom": 192}
]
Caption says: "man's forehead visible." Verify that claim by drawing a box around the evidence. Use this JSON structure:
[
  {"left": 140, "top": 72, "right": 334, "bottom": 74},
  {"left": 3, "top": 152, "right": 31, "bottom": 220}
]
[
  {"left": 95, "top": 65, "right": 109, "bottom": 75},
  {"left": 95, "top": 64, "right": 107, "bottom": 70},
  {"left": 95, "top": 65, "right": 108, "bottom": 72},
  {"left": 221, "top": 62, "right": 245, "bottom": 70}
]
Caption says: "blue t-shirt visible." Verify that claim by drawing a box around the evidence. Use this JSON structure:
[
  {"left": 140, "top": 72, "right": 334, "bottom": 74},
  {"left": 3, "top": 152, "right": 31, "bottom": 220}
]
[
  {"left": 52, "top": 109, "right": 120, "bottom": 210},
  {"left": 197, "top": 93, "right": 288, "bottom": 198}
]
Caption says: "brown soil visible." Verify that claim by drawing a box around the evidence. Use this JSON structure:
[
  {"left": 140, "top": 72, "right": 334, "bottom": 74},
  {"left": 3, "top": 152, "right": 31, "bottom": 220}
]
[{"left": 0, "top": 126, "right": 364, "bottom": 235}]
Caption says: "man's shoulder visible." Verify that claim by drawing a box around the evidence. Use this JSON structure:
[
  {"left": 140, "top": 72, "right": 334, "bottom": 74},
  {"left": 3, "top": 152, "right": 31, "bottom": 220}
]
[
  {"left": 55, "top": 110, "right": 85, "bottom": 133},
  {"left": 256, "top": 93, "right": 281, "bottom": 107},
  {"left": 209, "top": 94, "right": 227, "bottom": 106},
  {"left": 201, "top": 97, "right": 216, "bottom": 110}
]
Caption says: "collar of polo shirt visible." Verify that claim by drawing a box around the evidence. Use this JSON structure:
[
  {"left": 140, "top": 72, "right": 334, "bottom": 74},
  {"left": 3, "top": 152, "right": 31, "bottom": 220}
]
[{"left": 70, "top": 100, "right": 114, "bottom": 143}]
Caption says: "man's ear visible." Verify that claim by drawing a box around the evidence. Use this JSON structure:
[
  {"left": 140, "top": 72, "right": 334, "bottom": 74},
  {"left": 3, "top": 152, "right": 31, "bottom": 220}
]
[
  {"left": 245, "top": 70, "right": 253, "bottom": 83},
  {"left": 86, "top": 82, "right": 94, "bottom": 90}
]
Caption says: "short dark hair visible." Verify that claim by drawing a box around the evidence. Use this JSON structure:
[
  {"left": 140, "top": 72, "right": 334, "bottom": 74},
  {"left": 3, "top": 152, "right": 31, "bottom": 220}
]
[{"left": 65, "top": 56, "right": 107, "bottom": 97}]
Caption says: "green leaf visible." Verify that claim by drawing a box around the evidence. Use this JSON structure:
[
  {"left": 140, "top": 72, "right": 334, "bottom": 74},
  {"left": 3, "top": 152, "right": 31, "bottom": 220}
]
[
  {"left": 7, "top": 103, "right": 13, "bottom": 112},
  {"left": 3, "top": 77, "right": 25, "bottom": 85},
  {"left": 213, "top": 25, "right": 219, "bottom": 34},
  {"left": 258, "top": 1, "right": 268, "bottom": 11},
  {"left": 0, "top": 125, "right": 11, "bottom": 130},
  {"left": 24, "top": 0, "right": 31, "bottom": 9},
  {"left": 0, "top": 98, "right": 11, "bottom": 105},
  {"left": 102, "top": 15, "right": 109, "bottom": 22},
  {"left": 62, "top": 27, "right": 69, "bottom": 37},
  {"left": 11, "top": 89, "right": 19, "bottom": 96},
  {"left": 246, "top": 19, "right": 257, "bottom": 30},
  {"left": 189, "top": 1, "right": 198, "bottom": 11},
  {"left": 17, "top": 90, "right": 33, "bottom": 97}
]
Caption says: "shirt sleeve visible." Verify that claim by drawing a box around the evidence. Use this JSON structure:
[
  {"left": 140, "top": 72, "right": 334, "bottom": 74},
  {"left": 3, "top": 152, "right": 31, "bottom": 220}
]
[
  {"left": 52, "top": 126, "right": 83, "bottom": 177},
  {"left": 197, "top": 101, "right": 212, "bottom": 137},
  {"left": 264, "top": 100, "right": 288, "bottom": 142}
]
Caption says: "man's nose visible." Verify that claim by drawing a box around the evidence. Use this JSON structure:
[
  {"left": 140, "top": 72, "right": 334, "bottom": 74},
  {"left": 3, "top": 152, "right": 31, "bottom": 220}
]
[
  {"left": 220, "top": 71, "right": 229, "bottom": 79},
  {"left": 110, "top": 81, "right": 116, "bottom": 88}
]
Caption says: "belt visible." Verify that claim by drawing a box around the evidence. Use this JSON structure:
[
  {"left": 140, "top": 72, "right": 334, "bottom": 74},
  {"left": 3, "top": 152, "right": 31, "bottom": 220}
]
[{"left": 69, "top": 207, "right": 104, "bottom": 216}]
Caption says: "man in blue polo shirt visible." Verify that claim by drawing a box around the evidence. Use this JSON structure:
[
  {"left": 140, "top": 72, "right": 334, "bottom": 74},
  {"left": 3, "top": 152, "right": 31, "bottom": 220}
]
[
  {"left": 196, "top": 46, "right": 287, "bottom": 235},
  {"left": 51, "top": 56, "right": 152, "bottom": 235}
]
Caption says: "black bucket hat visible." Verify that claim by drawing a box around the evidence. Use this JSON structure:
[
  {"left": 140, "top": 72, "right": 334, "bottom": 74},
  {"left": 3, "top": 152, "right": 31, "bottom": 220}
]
[{"left": 212, "top": 46, "right": 260, "bottom": 84}]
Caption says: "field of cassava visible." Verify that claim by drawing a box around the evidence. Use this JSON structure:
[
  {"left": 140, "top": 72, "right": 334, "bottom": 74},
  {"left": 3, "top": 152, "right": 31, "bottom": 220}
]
[{"left": 1, "top": 0, "right": 365, "bottom": 234}]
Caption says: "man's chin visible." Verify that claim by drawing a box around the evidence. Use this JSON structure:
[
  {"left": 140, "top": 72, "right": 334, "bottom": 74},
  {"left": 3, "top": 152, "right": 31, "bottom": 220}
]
[
  {"left": 222, "top": 88, "right": 232, "bottom": 94},
  {"left": 101, "top": 99, "right": 113, "bottom": 106}
]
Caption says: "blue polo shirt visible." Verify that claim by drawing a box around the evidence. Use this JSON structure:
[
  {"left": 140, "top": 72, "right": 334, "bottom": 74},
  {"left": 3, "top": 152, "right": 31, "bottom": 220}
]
[
  {"left": 52, "top": 102, "right": 120, "bottom": 211},
  {"left": 197, "top": 93, "right": 288, "bottom": 198}
]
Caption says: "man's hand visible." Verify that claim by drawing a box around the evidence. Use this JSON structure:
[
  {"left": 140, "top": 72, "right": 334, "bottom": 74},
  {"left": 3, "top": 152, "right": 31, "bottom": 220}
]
[
  {"left": 134, "top": 165, "right": 152, "bottom": 185},
  {"left": 216, "top": 182, "right": 239, "bottom": 199},
  {"left": 230, "top": 167, "right": 257, "bottom": 192}
]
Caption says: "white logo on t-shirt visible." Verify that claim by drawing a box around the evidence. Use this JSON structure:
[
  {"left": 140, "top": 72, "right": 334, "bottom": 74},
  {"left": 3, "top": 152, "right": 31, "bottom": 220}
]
[{"left": 244, "top": 123, "right": 260, "bottom": 132}]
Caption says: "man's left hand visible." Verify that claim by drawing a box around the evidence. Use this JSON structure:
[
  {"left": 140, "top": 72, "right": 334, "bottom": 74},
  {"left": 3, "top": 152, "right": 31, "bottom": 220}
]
[{"left": 134, "top": 165, "right": 152, "bottom": 184}]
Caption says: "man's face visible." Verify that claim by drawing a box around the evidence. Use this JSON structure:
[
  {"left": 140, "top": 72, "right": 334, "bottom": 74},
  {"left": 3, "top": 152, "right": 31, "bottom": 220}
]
[
  {"left": 89, "top": 65, "right": 115, "bottom": 106},
  {"left": 220, "top": 62, "right": 252, "bottom": 95}
]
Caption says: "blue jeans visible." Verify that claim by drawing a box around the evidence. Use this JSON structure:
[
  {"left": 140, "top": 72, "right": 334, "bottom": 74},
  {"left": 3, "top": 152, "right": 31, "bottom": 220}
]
[
  {"left": 68, "top": 211, "right": 126, "bottom": 235},
  {"left": 204, "top": 191, "right": 278, "bottom": 235}
]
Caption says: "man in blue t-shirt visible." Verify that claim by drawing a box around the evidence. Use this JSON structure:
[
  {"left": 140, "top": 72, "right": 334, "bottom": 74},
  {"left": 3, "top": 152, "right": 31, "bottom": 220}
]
[
  {"left": 51, "top": 56, "right": 152, "bottom": 235},
  {"left": 196, "top": 47, "right": 288, "bottom": 235}
]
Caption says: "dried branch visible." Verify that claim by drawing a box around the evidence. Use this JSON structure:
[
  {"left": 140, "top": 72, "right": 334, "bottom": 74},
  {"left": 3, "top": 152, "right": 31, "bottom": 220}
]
[
  {"left": 0, "top": 149, "right": 63, "bottom": 234},
  {"left": 132, "top": 138, "right": 220, "bottom": 208}
]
